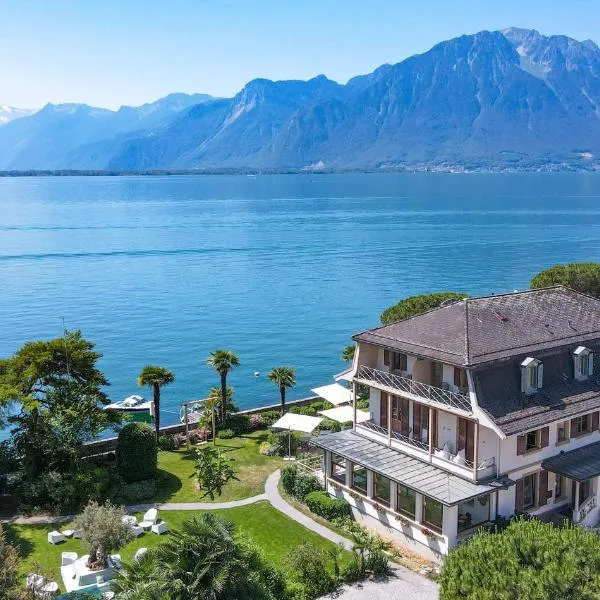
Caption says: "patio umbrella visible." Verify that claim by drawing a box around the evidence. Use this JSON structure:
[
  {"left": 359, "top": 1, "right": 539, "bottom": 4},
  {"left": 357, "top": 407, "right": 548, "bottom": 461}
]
[
  {"left": 271, "top": 412, "right": 323, "bottom": 459},
  {"left": 318, "top": 405, "right": 370, "bottom": 424},
  {"left": 311, "top": 383, "right": 354, "bottom": 406}
]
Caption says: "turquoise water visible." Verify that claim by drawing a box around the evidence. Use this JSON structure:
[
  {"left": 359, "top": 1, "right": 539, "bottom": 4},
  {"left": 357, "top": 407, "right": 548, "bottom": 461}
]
[{"left": 1, "top": 173, "right": 600, "bottom": 431}]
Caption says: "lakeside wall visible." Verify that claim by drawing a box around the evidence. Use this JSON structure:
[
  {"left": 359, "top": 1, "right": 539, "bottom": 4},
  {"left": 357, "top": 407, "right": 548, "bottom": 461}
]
[{"left": 80, "top": 395, "right": 320, "bottom": 457}]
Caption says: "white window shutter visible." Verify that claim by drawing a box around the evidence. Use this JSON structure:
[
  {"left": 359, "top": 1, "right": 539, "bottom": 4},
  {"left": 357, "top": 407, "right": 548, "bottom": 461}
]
[
  {"left": 521, "top": 366, "right": 527, "bottom": 393},
  {"left": 589, "top": 353, "right": 594, "bottom": 376},
  {"left": 537, "top": 363, "right": 544, "bottom": 388},
  {"left": 574, "top": 355, "right": 581, "bottom": 378}
]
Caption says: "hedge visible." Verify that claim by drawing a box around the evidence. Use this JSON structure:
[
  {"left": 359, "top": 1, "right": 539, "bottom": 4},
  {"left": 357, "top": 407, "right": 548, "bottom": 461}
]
[
  {"left": 281, "top": 465, "right": 322, "bottom": 501},
  {"left": 116, "top": 423, "right": 157, "bottom": 483},
  {"left": 305, "top": 491, "right": 350, "bottom": 521}
]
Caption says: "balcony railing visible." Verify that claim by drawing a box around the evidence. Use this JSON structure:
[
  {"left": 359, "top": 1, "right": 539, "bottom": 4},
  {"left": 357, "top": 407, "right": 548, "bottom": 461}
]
[
  {"left": 358, "top": 419, "right": 496, "bottom": 473},
  {"left": 356, "top": 365, "right": 472, "bottom": 414}
]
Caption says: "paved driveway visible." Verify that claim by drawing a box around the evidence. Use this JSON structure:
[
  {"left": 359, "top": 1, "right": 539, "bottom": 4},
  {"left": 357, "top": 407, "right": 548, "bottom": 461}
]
[{"left": 322, "top": 566, "right": 439, "bottom": 600}]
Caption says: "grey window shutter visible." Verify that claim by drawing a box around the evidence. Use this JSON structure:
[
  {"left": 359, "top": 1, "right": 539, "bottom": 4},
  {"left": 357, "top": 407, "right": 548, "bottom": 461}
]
[
  {"left": 515, "top": 479, "right": 524, "bottom": 513},
  {"left": 589, "top": 352, "right": 594, "bottom": 376},
  {"left": 517, "top": 434, "right": 527, "bottom": 455},
  {"left": 538, "top": 470, "right": 549, "bottom": 506},
  {"left": 540, "top": 427, "right": 549, "bottom": 448},
  {"left": 537, "top": 363, "right": 544, "bottom": 388}
]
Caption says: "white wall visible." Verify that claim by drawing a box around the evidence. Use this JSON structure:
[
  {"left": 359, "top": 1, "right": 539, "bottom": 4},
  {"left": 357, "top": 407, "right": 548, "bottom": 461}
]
[
  {"left": 437, "top": 411, "right": 457, "bottom": 453},
  {"left": 478, "top": 425, "right": 497, "bottom": 466},
  {"left": 370, "top": 387, "right": 382, "bottom": 425}
]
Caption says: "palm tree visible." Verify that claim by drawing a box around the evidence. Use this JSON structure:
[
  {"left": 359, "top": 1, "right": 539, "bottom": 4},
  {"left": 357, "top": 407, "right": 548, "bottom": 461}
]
[
  {"left": 207, "top": 350, "right": 240, "bottom": 423},
  {"left": 112, "top": 514, "right": 281, "bottom": 600},
  {"left": 137, "top": 365, "right": 175, "bottom": 440},
  {"left": 268, "top": 367, "right": 296, "bottom": 414},
  {"left": 342, "top": 344, "right": 356, "bottom": 363}
]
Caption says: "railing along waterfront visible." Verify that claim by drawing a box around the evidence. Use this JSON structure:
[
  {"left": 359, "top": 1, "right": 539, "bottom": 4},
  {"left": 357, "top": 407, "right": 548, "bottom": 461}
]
[{"left": 356, "top": 365, "right": 472, "bottom": 414}]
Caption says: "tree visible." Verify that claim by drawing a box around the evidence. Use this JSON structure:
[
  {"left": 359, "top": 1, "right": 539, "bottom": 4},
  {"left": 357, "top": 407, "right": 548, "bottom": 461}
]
[
  {"left": 342, "top": 345, "right": 355, "bottom": 363},
  {"left": 0, "top": 331, "right": 115, "bottom": 479},
  {"left": 439, "top": 518, "right": 600, "bottom": 600},
  {"left": 191, "top": 446, "right": 238, "bottom": 500},
  {"left": 116, "top": 423, "right": 157, "bottom": 483},
  {"left": 0, "top": 524, "right": 22, "bottom": 600},
  {"left": 380, "top": 292, "right": 469, "bottom": 325},
  {"left": 137, "top": 365, "right": 175, "bottom": 441},
  {"left": 531, "top": 263, "right": 600, "bottom": 298},
  {"left": 267, "top": 367, "right": 296, "bottom": 414},
  {"left": 112, "top": 514, "right": 285, "bottom": 600},
  {"left": 72, "top": 501, "right": 133, "bottom": 570},
  {"left": 207, "top": 350, "right": 240, "bottom": 424}
]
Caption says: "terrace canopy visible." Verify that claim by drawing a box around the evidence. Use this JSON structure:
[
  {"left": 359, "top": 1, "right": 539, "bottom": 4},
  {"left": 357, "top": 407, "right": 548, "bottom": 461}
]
[
  {"left": 311, "top": 383, "right": 353, "bottom": 406},
  {"left": 542, "top": 441, "right": 600, "bottom": 481},
  {"left": 271, "top": 412, "right": 323, "bottom": 434},
  {"left": 318, "top": 405, "right": 370, "bottom": 424}
]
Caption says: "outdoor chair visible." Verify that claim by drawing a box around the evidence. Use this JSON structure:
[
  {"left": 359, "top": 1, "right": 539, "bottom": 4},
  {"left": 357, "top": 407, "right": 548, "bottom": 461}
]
[
  {"left": 151, "top": 521, "right": 168, "bottom": 535},
  {"left": 47, "top": 530, "right": 65, "bottom": 545},
  {"left": 139, "top": 508, "right": 158, "bottom": 530}
]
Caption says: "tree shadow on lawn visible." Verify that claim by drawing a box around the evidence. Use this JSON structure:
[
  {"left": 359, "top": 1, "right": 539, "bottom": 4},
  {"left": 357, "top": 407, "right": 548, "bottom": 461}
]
[
  {"left": 4, "top": 524, "right": 36, "bottom": 559},
  {"left": 153, "top": 469, "right": 183, "bottom": 503}
]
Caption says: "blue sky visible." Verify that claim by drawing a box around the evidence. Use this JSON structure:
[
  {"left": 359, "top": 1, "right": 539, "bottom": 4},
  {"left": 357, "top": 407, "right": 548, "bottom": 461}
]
[{"left": 1, "top": 0, "right": 598, "bottom": 109}]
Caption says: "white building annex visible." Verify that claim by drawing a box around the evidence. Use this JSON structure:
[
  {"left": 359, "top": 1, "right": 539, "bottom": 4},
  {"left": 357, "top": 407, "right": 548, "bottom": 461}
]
[{"left": 312, "top": 286, "right": 600, "bottom": 560}]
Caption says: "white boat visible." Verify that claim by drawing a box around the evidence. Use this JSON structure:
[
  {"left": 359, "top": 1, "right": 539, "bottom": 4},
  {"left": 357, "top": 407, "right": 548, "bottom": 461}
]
[{"left": 105, "top": 395, "right": 154, "bottom": 423}]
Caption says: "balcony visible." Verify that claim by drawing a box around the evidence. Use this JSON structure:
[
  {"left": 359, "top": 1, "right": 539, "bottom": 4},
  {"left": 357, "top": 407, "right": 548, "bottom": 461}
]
[
  {"left": 355, "top": 365, "right": 472, "bottom": 415},
  {"left": 358, "top": 419, "right": 496, "bottom": 479}
]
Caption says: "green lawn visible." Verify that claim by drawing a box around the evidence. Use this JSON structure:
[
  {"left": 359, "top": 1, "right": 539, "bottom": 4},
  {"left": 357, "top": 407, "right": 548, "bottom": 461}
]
[
  {"left": 7, "top": 502, "right": 349, "bottom": 591},
  {"left": 153, "top": 430, "right": 283, "bottom": 503}
]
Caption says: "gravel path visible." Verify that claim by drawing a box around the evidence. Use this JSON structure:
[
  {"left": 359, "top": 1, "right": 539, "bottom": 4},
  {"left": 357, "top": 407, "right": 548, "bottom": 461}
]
[{"left": 323, "top": 567, "right": 439, "bottom": 600}]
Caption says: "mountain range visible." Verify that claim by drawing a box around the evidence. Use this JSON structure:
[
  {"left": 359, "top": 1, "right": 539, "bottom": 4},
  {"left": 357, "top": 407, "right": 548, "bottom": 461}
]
[{"left": 2, "top": 28, "right": 600, "bottom": 171}]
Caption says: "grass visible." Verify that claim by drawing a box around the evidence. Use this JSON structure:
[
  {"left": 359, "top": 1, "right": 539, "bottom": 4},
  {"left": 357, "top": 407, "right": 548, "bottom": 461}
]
[
  {"left": 6, "top": 501, "right": 351, "bottom": 591},
  {"left": 153, "top": 429, "right": 284, "bottom": 503}
]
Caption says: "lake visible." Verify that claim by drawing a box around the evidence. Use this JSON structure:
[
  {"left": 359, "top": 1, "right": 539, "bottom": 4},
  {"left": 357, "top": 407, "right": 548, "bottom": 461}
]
[{"left": 1, "top": 173, "right": 600, "bottom": 433}]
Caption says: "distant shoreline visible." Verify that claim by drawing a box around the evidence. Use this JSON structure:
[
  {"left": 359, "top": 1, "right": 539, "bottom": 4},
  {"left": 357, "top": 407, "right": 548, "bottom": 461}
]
[{"left": 0, "top": 166, "right": 599, "bottom": 177}]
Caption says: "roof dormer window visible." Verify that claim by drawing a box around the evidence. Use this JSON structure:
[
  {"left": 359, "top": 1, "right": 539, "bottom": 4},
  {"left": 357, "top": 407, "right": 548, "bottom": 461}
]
[
  {"left": 521, "top": 357, "right": 543, "bottom": 395},
  {"left": 574, "top": 346, "right": 593, "bottom": 381}
]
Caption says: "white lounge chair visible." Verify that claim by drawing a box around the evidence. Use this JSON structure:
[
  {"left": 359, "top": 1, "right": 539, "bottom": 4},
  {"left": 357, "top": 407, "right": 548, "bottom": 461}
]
[
  {"left": 61, "top": 551, "right": 78, "bottom": 566},
  {"left": 139, "top": 508, "right": 158, "bottom": 531},
  {"left": 151, "top": 521, "right": 168, "bottom": 535},
  {"left": 47, "top": 530, "right": 65, "bottom": 545}
]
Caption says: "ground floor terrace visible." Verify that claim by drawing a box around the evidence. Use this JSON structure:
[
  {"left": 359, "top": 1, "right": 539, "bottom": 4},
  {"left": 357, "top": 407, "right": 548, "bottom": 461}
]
[{"left": 312, "top": 429, "right": 511, "bottom": 560}]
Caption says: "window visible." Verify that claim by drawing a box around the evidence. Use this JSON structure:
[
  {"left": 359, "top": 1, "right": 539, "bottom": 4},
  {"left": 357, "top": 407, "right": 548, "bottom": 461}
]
[
  {"left": 458, "top": 495, "right": 490, "bottom": 532},
  {"left": 422, "top": 496, "right": 443, "bottom": 532},
  {"left": 373, "top": 473, "right": 390, "bottom": 506},
  {"left": 383, "top": 349, "right": 390, "bottom": 366},
  {"left": 557, "top": 421, "right": 570, "bottom": 443},
  {"left": 351, "top": 463, "right": 368, "bottom": 494},
  {"left": 393, "top": 352, "right": 408, "bottom": 372},
  {"left": 330, "top": 453, "right": 346, "bottom": 484},
  {"left": 521, "top": 357, "right": 542, "bottom": 394},
  {"left": 454, "top": 367, "right": 468, "bottom": 389},
  {"left": 525, "top": 430, "right": 540, "bottom": 451},
  {"left": 555, "top": 475, "right": 566, "bottom": 499},
  {"left": 431, "top": 361, "right": 443, "bottom": 388},
  {"left": 581, "top": 479, "right": 593, "bottom": 503},
  {"left": 517, "top": 427, "right": 548, "bottom": 455},
  {"left": 523, "top": 473, "right": 537, "bottom": 510},
  {"left": 574, "top": 346, "right": 593, "bottom": 381},
  {"left": 396, "top": 485, "right": 416, "bottom": 519},
  {"left": 571, "top": 414, "right": 591, "bottom": 437}
]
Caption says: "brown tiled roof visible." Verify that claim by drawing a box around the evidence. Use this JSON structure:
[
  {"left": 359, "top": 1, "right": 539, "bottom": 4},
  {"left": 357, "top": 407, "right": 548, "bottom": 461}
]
[{"left": 354, "top": 287, "right": 600, "bottom": 367}]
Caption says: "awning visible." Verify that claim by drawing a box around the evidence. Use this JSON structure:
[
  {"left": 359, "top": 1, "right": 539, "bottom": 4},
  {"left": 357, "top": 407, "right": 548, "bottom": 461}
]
[
  {"left": 312, "top": 429, "right": 499, "bottom": 506},
  {"left": 271, "top": 412, "right": 323, "bottom": 434},
  {"left": 334, "top": 368, "right": 354, "bottom": 383},
  {"left": 542, "top": 441, "right": 600, "bottom": 481},
  {"left": 318, "top": 406, "right": 370, "bottom": 424},
  {"left": 311, "top": 383, "right": 353, "bottom": 406}
]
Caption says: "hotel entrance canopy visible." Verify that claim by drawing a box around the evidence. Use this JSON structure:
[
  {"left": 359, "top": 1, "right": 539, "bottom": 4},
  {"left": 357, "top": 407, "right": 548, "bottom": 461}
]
[{"left": 542, "top": 441, "right": 600, "bottom": 482}]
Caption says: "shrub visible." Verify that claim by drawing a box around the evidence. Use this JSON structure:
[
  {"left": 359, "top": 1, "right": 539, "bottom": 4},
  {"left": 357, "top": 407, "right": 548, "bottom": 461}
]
[
  {"left": 191, "top": 446, "right": 238, "bottom": 500},
  {"left": 439, "top": 518, "right": 600, "bottom": 599},
  {"left": 356, "top": 398, "right": 369, "bottom": 410},
  {"left": 269, "top": 431, "right": 300, "bottom": 456},
  {"left": 340, "top": 555, "right": 362, "bottom": 583},
  {"left": 116, "top": 423, "right": 157, "bottom": 483},
  {"left": 280, "top": 465, "right": 322, "bottom": 501},
  {"left": 158, "top": 435, "right": 179, "bottom": 451},
  {"left": 120, "top": 479, "right": 157, "bottom": 502},
  {"left": 259, "top": 441, "right": 276, "bottom": 456},
  {"left": 317, "top": 418, "right": 342, "bottom": 433},
  {"left": 249, "top": 413, "right": 265, "bottom": 430},
  {"left": 259, "top": 410, "right": 281, "bottom": 426},
  {"left": 286, "top": 542, "right": 336, "bottom": 599},
  {"left": 224, "top": 414, "right": 251, "bottom": 435},
  {"left": 305, "top": 491, "right": 350, "bottom": 521},
  {"left": 280, "top": 465, "right": 298, "bottom": 496},
  {"left": 217, "top": 428, "right": 235, "bottom": 439}
]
